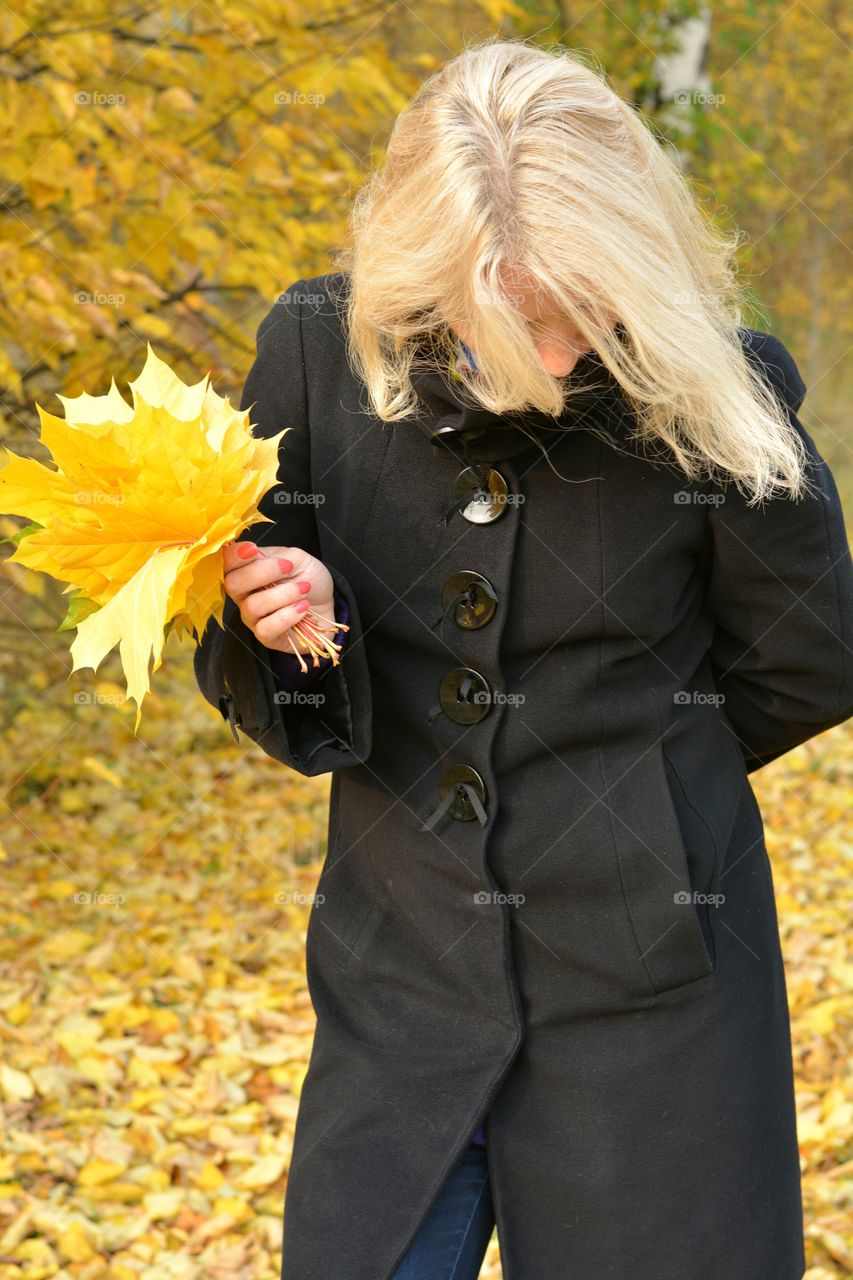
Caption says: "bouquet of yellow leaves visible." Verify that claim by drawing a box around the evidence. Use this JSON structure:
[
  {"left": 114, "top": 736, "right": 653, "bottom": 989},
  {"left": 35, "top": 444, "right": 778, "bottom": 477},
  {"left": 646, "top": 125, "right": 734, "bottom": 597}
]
[{"left": 0, "top": 346, "right": 333, "bottom": 732}]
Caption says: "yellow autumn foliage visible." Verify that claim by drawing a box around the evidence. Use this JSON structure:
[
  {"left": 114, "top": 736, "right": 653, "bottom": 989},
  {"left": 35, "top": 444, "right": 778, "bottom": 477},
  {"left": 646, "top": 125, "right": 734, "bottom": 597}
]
[{"left": 0, "top": 346, "right": 286, "bottom": 729}]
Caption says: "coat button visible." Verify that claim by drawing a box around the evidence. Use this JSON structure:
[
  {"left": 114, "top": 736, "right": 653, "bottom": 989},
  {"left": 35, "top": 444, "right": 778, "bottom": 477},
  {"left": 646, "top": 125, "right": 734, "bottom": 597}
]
[
  {"left": 441, "top": 571, "right": 498, "bottom": 629},
  {"left": 452, "top": 467, "right": 510, "bottom": 523},
  {"left": 438, "top": 764, "right": 487, "bottom": 821},
  {"left": 439, "top": 667, "right": 492, "bottom": 723}
]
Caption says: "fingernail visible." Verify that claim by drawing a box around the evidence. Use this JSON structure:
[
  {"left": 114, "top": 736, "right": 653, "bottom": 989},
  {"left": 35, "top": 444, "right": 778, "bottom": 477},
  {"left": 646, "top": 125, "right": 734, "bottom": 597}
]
[
  {"left": 294, "top": 599, "right": 310, "bottom": 613},
  {"left": 237, "top": 543, "right": 257, "bottom": 559},
  {"left": 278, "top": 558, "right": 293, "bottom": 572},
  {"left": 296, "top": 580, "right": 311, "bottom": 594}
]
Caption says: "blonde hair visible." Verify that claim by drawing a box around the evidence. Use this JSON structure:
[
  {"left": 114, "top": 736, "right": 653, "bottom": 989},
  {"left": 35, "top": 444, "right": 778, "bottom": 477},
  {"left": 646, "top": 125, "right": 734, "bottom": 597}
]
[{"left": 333, "top": 37, "right": 810, "bottom": 504}]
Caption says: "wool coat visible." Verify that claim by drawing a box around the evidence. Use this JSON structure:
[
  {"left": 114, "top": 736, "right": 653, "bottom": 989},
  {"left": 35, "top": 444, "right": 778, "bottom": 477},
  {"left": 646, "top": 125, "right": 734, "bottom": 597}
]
[{"left": 193, "top": 271, "right": 853, "bottom": 1280}]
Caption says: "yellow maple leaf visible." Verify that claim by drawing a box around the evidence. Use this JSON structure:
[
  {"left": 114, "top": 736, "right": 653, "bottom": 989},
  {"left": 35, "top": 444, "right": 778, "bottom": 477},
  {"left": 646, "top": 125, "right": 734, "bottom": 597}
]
[
  {"left": 0, "top": 344, "right": 287, "bottom": 731},
  {"left": 78, "top": 1158, "right": 126, "bottom": 1187},
  {"left": 0, "top": 1062, "right": 34, "bottom": 1102}
]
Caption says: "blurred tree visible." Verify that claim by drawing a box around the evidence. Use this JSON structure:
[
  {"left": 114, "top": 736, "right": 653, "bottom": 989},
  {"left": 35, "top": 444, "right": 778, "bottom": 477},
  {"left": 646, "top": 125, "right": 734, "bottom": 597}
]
[
  {"left": 0, "top": 0, "right": 519, "bottom": 442},
  {"left": 0, "top": 1, "right": 848, "bottom": 447},
  {"left": 701, "top": 0, "right": 852, "bottom": 376}
]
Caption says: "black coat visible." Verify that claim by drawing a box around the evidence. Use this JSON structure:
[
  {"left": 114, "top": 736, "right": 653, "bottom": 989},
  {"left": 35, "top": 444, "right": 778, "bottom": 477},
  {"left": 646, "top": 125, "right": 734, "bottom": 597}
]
[{"left": 194, "top": 272, "right": 853, "bottom": 1280}]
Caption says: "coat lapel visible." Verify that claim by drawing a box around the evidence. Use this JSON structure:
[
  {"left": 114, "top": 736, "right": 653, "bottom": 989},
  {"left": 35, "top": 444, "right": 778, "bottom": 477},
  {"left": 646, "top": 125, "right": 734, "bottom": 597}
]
[{"left": 408, "top": 330, "right": 630, "bottom": 465}]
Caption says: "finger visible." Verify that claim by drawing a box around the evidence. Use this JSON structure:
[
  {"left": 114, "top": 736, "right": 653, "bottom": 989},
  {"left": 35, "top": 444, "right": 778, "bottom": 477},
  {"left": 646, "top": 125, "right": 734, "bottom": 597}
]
[
  {"left": 222, "top": 540, "right": 305, "bottom": 576},
  {"left": 253, "top": 598, "right": 312, "bottom": 648},
  {"left": 242, "top": 577, "right": 312, "bottom": 626},
  {"left": 224, "top": 556, "right": 300, "bottom": 604},
  {"left": 223, "top": 548, "right": 306, "bottom": 602},
  {"left": 222, "top": 540, "right": 262, "bottom": 574}
]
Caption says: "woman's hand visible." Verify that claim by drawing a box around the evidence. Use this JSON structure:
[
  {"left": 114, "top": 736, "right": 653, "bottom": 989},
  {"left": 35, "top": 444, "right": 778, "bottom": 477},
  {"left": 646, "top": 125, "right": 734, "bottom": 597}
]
[{"left": 222, "top": 541, "right": 336, "bottom": 656}]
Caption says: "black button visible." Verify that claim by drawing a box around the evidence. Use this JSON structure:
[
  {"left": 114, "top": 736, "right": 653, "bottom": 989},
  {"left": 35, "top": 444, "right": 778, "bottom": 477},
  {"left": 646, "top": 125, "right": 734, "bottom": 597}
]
[
  {"left": 452, "top": 467, "right": 510, "bottom": 523},
  {"left": 438, "top": 764, "right": 487, "bottom": 821},
  {"left": 439, "top": 667, "right": 492, "bottom": 724},
  {"left": 441, "top": 571, "right": 498, "bottom": 629}
]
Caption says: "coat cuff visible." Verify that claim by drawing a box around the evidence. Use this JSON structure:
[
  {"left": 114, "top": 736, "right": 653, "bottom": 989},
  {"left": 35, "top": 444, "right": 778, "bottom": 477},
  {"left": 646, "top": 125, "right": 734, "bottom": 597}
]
[
  {"left": 194, "top": 567, "right": 372, "bottom": 776},
  {"left": 268, "top": 589, "right": 350, "bottom": 691}
]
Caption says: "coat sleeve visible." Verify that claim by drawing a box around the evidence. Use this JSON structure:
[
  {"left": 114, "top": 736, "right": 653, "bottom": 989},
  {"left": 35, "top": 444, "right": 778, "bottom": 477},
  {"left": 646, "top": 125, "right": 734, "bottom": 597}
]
[
  {"left": 192, "top": 280, "right": 373, "bottom": 776},
  {"left": 703, "top": 331, "right": 853, "bottom": 773}
]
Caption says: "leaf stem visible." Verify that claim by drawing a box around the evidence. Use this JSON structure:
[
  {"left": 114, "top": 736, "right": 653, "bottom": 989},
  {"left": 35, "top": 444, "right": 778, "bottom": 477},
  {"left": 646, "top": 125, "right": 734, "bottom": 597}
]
[{"left": 285, "top": 607, "right": 349, "bottom": 672}]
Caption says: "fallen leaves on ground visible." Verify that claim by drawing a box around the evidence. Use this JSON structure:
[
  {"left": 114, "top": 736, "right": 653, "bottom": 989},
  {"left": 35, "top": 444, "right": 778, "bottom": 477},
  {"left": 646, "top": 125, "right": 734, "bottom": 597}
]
[
  {"left": 0, "top": 637, "right": 850, "bottom": 1278},
  {"left": 757, "top": 736, "right": 853, "bottom": 1280}
]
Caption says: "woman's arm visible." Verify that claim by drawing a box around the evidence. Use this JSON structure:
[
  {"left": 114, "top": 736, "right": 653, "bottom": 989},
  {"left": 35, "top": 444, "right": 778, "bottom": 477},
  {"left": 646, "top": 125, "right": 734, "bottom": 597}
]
[
  {"left": 193, "top": 281, "right": 372, "bottom": 776},
  {"left": 704, "top": 332, "right": 853, "bottom": 772}
]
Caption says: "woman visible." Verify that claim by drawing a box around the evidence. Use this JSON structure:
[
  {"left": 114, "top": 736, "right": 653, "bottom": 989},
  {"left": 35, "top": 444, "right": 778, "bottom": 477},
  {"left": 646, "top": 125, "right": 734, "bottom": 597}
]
[{"left": 194, "top": 38, "right": 853, "bottom": 1280}]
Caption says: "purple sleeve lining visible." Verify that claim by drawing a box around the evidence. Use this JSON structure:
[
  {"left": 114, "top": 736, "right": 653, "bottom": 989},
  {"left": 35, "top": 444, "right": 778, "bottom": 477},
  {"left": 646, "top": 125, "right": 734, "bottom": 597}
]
[{"left": 269, "top": 589, "right": 350, "bottom": 691}]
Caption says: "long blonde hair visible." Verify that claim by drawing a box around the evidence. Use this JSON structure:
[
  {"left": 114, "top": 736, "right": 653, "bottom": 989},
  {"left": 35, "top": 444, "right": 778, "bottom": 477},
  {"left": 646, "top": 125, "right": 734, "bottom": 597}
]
[{"left": 333, "top": 37, "right": 810, "bottom": 504}]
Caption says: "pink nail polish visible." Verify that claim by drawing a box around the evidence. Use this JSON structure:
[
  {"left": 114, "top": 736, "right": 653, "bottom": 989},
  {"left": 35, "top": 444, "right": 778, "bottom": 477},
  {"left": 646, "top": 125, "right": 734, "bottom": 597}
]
[
  {"left": 295, "top": 599, "right": 310, "bottom": 613},
  {"left": 297, "top": 580, "right": 311, "bottom": 593}
]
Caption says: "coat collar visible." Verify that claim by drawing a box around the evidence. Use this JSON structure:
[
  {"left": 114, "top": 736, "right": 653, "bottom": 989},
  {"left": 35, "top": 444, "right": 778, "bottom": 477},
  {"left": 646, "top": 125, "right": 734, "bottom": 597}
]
[{"left": 408, "top": 331, "right": 631, "bottom": 466}]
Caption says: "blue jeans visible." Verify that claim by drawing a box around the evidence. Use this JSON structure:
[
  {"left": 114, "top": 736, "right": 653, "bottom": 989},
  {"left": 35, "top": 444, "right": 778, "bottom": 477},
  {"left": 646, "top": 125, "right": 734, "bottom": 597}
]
[{"left": 391, "top": 1141, "right": 495, "bottom": 1280}]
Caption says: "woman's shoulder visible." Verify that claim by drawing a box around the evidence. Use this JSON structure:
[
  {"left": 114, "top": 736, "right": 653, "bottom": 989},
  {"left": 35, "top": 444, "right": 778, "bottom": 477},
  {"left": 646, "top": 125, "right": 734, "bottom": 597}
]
[
  {"left": 293, "top": 271, "right": 351, "bottom": 314},
  {"left": 280, "top": 271, "right": 351, "bottom": 359},
  {"left": 735, "top": 325, "right": 807, "bottom": 414}
]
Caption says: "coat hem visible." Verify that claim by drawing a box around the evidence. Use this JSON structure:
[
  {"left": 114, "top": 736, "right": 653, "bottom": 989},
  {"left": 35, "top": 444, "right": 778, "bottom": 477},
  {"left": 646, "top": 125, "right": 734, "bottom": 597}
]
[{"left": 372, "top": 1031, "right": 524, "bottom": 1280}]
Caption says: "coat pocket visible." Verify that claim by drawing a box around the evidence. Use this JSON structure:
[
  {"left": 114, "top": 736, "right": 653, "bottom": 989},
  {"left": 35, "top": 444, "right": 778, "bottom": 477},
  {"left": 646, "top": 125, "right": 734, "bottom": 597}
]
[
  {"left": 611, "top": 743, "right": 719, "bottom": 996},
  {"left": 660, "top": 745, "right": 721, "bottom": 974}
]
